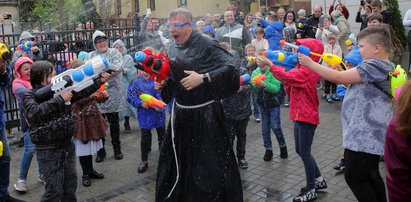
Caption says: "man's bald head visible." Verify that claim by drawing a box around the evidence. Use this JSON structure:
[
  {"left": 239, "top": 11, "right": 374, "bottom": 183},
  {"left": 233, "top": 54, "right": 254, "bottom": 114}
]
[
  {"left": 313, "top": 5, "right": 323, "bottom": 17},
  {"left": 224, "top": 11, "right": 235, "bottom": 25}
]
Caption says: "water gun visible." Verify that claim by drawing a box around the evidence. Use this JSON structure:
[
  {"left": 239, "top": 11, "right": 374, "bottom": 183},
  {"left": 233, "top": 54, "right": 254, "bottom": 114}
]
[
  {"left": 262, "top": 50, "right": 299, "bottom": 71},
  {"left": 17, "top": 41, "right": 35, "bottom": 52},
  {"left": 279, "top": 40, "right": 347, "bottom": 70},
  {"left": 240, "top": 74, "right": 250, "bottom": 84},
  {"left": 134, "top": 49, "right": 171, "bottom": 86},
  {"left": 345, "top": 40, "right": 356, "bottom": 46},
  {"left": 246, "top": 56, "right": 257, "bottom": 62},
  {"left": 139, "top": 93, "right": 167, "bottom": 110},
  {"left": 0, "top": 141, "right": 3, "bottom": 157},
  {"left": 252, "top": 73, "right": 266, "bottom": 84},
  {"left": 0, "top": 43, "right": 11, "bottom": 61},
  {"left": 33, "top": 55, "right": 110, "bottom": 104},
  {"left": 390, "top": 65, "right": 407, "bottom": 101},
  {"left": 94, "top": 82, "right": 109, "bottom": 101}
]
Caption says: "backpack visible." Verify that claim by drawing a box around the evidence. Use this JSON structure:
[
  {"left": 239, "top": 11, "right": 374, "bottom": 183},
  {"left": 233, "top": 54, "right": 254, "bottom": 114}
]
[{"left": 369, "top": 63, "right": 407, "bottom": 101}]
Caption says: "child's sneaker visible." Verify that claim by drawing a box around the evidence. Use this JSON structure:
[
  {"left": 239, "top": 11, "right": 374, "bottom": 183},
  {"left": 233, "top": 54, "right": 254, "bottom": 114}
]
[
  {"left": 263, "top": 149, "right": 273, "bottom": 161},
  {"left": 255, "top": 118, "right": 261, "bottom": 123},
  {"left": 315, "top": 179, "right": 327, "bottom": 190},
  {"left": 14, "top": 179, "right": 27, "bottom": 193},
  {"left": 238, "top": 159, "right": 248, "bottom": 169},
  {"left": 38, "top": 175, "right": 46, "bottom": 184},
  {"left": 325, "top": 94, "right": 333, "bottom": 103},
  {"left": 293, "top": 187, "right": 317, "bottom": 202},
  {"left": 332, "top": 94, "right": 340, "bottom": 101},
  {"left": 333, "top": 159, "right": 345, "bottom": 171}
]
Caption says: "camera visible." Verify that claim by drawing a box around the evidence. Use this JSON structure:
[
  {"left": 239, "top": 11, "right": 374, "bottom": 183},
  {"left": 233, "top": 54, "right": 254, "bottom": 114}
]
[{"left": 3, "top": 13, "right": 11, "bottom": 20}]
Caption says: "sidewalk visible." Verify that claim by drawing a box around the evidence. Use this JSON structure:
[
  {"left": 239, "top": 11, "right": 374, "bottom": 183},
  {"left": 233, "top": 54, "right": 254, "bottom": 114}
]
[{"left": 7, "top": 95, "right": 386, "bottom": 201}]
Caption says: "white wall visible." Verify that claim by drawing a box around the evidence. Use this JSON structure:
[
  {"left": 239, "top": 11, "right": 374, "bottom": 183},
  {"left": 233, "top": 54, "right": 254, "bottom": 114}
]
[{"left": 310, "top": 0, "right": 411, "bottom": 35}]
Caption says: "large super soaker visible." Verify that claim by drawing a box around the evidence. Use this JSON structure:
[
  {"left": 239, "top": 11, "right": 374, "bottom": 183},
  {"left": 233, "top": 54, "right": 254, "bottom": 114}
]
[
  {"left": 17, "top": 41, "right": 35, "bottom": 52},
  {"left": 134, "top": 49, "right": 171, "bottom": 86},
  {"left": 34, "top": 55, "right": 110, "bottom": 104},
  {"left": 262, "top": 50, "right": 299, "bottom": 71},
  {"left": 279, "top": 40, "right": 347, "bottom": 70},
  {"left": 139, "top": 93, "right": 167, "bottom": 110}
]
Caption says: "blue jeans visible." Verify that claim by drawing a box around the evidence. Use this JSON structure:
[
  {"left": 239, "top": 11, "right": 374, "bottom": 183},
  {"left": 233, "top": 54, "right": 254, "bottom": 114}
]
[
  {"left": 252, "top": 92, "right": 260, "bottom": 119},
  {"left": 261, "top": 106, "right": 286, "bottom": 149},
  {"left": 19, "top": 131, "right": 42, "bottom": 180},
  {"left": 0, "top": 129, "right": 11, "bottom": 199},
  {"left": 294, "top": 121, "right": 321, "bottom": 190}
]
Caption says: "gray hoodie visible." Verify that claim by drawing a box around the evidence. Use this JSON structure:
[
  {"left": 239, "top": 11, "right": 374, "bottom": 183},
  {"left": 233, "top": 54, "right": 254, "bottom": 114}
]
[{"left": 85, "top": 30, "right": 126, "bottom": 113}]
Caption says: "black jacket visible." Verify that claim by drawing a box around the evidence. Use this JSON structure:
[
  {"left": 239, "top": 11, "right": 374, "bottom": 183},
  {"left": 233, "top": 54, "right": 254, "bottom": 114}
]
[{"left": 23, "top": 78, "right": 102, "bottom": 150}]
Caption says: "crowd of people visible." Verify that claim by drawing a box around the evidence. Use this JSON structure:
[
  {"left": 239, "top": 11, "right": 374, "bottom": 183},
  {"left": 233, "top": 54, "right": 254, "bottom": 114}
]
[{"left": 0, "top": 0, "right": 410, "bottom": 202}]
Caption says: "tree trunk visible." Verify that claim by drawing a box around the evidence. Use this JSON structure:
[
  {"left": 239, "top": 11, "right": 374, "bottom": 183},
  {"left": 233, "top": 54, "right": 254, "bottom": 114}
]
[
  {"left": 57, "top": 0, "right": 66, "bottom": 30},
  {"left": 81, "top": 0, "right": 103, "bottom": 28}
]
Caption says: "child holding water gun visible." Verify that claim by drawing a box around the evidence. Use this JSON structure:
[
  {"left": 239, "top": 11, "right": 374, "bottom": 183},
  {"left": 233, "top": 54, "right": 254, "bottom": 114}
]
[
  {"left": 23, "top": 61, "right": 112, "bottom": 201},
  {"left": 12, "top": 57, "right": 44, "bottom": 193},
  {"left": 251, "top": 49, "right": 288, "bottom": 162},
  {"left": 323, "top": 34, "right": 342, "bottom": 103},
  {"left": 258, "top": 38, "right": 327, "bottom": 202},
  {"left": 70, "top": 59, "right": 107, "bottom": 187},
  {"left": 298, "top": 24, "right": 403, "bottom": 201},
  {"left": 127, "top": 71, "right": 166, "bottom": 173}
]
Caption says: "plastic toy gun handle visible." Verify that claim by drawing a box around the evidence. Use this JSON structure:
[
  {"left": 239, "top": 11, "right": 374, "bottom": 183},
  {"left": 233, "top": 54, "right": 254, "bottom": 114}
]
[
  {"left": 345, "top": 40, "right": 355, "bottom": 46},
  {"left": 0, "top": 141, "right": 3, "bottom": 157},
  {"left": 279, "top": 40, "right": 310, "bottom": 56}
]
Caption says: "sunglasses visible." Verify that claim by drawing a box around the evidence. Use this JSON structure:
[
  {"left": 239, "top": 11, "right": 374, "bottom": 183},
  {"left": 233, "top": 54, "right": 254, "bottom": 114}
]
[{"left": 165, "top": 22, "right": 195, "bottom": 30}]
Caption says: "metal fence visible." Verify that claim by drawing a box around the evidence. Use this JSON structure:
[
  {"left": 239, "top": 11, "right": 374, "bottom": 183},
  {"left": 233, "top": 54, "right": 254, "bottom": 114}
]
[{"left": 1, "top": 19, "right": 141, "bottom": 132}]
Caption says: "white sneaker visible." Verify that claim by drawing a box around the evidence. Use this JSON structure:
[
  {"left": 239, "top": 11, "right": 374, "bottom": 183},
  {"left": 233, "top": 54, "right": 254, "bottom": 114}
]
[
  {"left": 14, "top": 179, "right": 27, "bottom": 192},
  {"left": 38, "top": 175, "right": 46, "bottom": 184}
]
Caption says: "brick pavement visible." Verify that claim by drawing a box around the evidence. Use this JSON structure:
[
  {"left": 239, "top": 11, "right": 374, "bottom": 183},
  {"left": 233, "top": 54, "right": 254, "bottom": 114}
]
[{"left": 7, "top": 95, "right": 387, "bottom": 202}]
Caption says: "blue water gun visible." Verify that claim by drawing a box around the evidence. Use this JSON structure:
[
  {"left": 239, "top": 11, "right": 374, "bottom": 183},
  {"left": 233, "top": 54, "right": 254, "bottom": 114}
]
[{"left": 262, "top": 50, "right": 299, "bottom": 71}]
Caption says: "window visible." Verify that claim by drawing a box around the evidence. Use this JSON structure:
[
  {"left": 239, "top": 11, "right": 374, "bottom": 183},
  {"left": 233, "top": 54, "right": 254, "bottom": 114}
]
[
  {"left": 179, "top": 0, "right": 187, "bottom": 6},
  {"left": 150, "top": 0, "right": 155, "bottom": 10},
  {"left": 117, "top": 0, "right": 122, "bottom": 15}
]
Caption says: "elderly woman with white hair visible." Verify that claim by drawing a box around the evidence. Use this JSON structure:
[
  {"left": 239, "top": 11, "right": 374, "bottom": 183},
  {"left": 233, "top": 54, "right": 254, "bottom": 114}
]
[{"left": 331, "top": 10, "right": 351, "bottom": 55}]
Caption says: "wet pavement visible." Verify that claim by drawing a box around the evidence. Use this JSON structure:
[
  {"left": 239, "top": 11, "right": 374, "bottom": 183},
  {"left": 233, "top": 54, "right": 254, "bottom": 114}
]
[{"left": 7, "top": 94, "right": 386, "bottom": 201}]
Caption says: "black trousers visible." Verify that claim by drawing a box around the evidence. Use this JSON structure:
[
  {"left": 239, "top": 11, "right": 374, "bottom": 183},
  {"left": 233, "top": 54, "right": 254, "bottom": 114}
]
[
  {"left": 102, "top": 112, "right": 120, "bottom": 146},
  {"left": 344, "top": 149, "right": 386, "bottom": 202},
  {"left": 79, "top": 155, "right": 93, "bottom": 176},
  {"left": 225, "top": 117, "right": 249, "bottom": 160},
  {"left": 324, "top": 80, "right": 337, "bottom": 94},
  {"left": 141, "top": 126, "right": 165, "bottom": 161}
]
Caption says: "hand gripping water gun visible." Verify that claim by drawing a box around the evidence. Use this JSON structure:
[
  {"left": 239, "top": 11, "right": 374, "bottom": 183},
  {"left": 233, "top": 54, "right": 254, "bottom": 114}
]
[
  {"left": 134, "top": 49, "right": 171, "bottom": 85},
  {"left": 262, "top": 50, "right": 299, "bottom": 71},
  {"left": 94, "top": 82, "right": 109, "bottom": 102},
  {"left": 252, "top": 73, "right": 266, "bottom": 84},
  {"left": 345, "top": 40, "right": 356, "bottom": 47},
  {"left": 246, "top": 56, "right": 257, "bottom": 62},
  {"left": 391, "top": 65, "right": 407, "bottom": 100},
  {"left": 17, "top": 41, "right": 35, "bottom": 52},
  {"left": 279, "top": 40, "right": 347, "bottom": 70},
  {"left": 139, "top": 93, "right": 167, "bottom": 110},
  {"left": 240, "top": 74, "right": 250, "bottom": 84},
  {"left": 0, "top": 43, "right": 11, "bottom": 61},
  {"left": 34, "top": 55, "right": 110, "bottom": 104}
]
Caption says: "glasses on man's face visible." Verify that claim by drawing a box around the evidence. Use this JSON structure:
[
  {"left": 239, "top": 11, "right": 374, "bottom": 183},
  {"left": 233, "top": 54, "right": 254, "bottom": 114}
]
[
  {"left": 95, "top": 39, "right": 107, "bottom": 44},
  {"left": 165, "top": 22, "right": 195, "bottom": 30}
]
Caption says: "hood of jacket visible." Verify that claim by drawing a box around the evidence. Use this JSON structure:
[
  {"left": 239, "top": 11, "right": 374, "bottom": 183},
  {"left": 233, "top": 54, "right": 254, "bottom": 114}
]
[
  {"left": 14, "top": 56, "right": 33, "bottom": 81},
  {"left": 112, "top": 39, "right": 127, "bottom": 56},
  {"left": 19, "top": 31, "right": 35, "bottom": 42},
  {"left": 296, "top": 38, "right": 324, "bottom": 62},
  {"left": 92, "top": 30, "right": 109, "bottom": 52}
]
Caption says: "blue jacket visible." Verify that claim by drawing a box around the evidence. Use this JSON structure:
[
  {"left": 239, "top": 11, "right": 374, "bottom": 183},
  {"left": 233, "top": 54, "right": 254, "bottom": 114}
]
[
  {"left": 260, "top": 19, "right": 283, "bottom": 51},
  {"left": 0, "top": 64, "right": 11, "bottom": 131},
  {"left": 127, "top": 78, "right": 166, "bottom": 129}
]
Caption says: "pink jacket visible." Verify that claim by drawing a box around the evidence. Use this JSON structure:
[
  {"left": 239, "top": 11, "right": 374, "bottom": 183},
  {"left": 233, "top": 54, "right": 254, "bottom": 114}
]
[{"left": 270, "top": 38, "right": 324, "bottom": 125}]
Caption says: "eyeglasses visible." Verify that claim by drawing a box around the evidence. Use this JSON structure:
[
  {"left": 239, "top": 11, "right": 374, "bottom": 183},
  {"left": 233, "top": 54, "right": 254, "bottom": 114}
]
[
  {"left": 165, "top": 22, "right": 195, "bottom": 30},
  {"left": 95, "top": 39, "right": 107, "bottom": 44}
]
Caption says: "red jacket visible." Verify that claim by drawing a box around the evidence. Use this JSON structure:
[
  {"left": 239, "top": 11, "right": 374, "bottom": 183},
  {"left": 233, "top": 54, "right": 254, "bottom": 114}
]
[{"left": 270, "top": 38, "right": 324, "bottom": 125}]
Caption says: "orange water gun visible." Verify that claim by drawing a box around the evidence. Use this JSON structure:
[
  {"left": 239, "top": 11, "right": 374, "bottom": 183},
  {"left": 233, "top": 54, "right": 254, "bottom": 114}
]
[
  {"left": 139, "top": 93, "right": 167, "bottom": 110},
  {"left": 94, "top": 82, "right": 109, "bottom": 102},
  {"left": 252, "top": 73, "right": 267, "bottom": 84}
]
